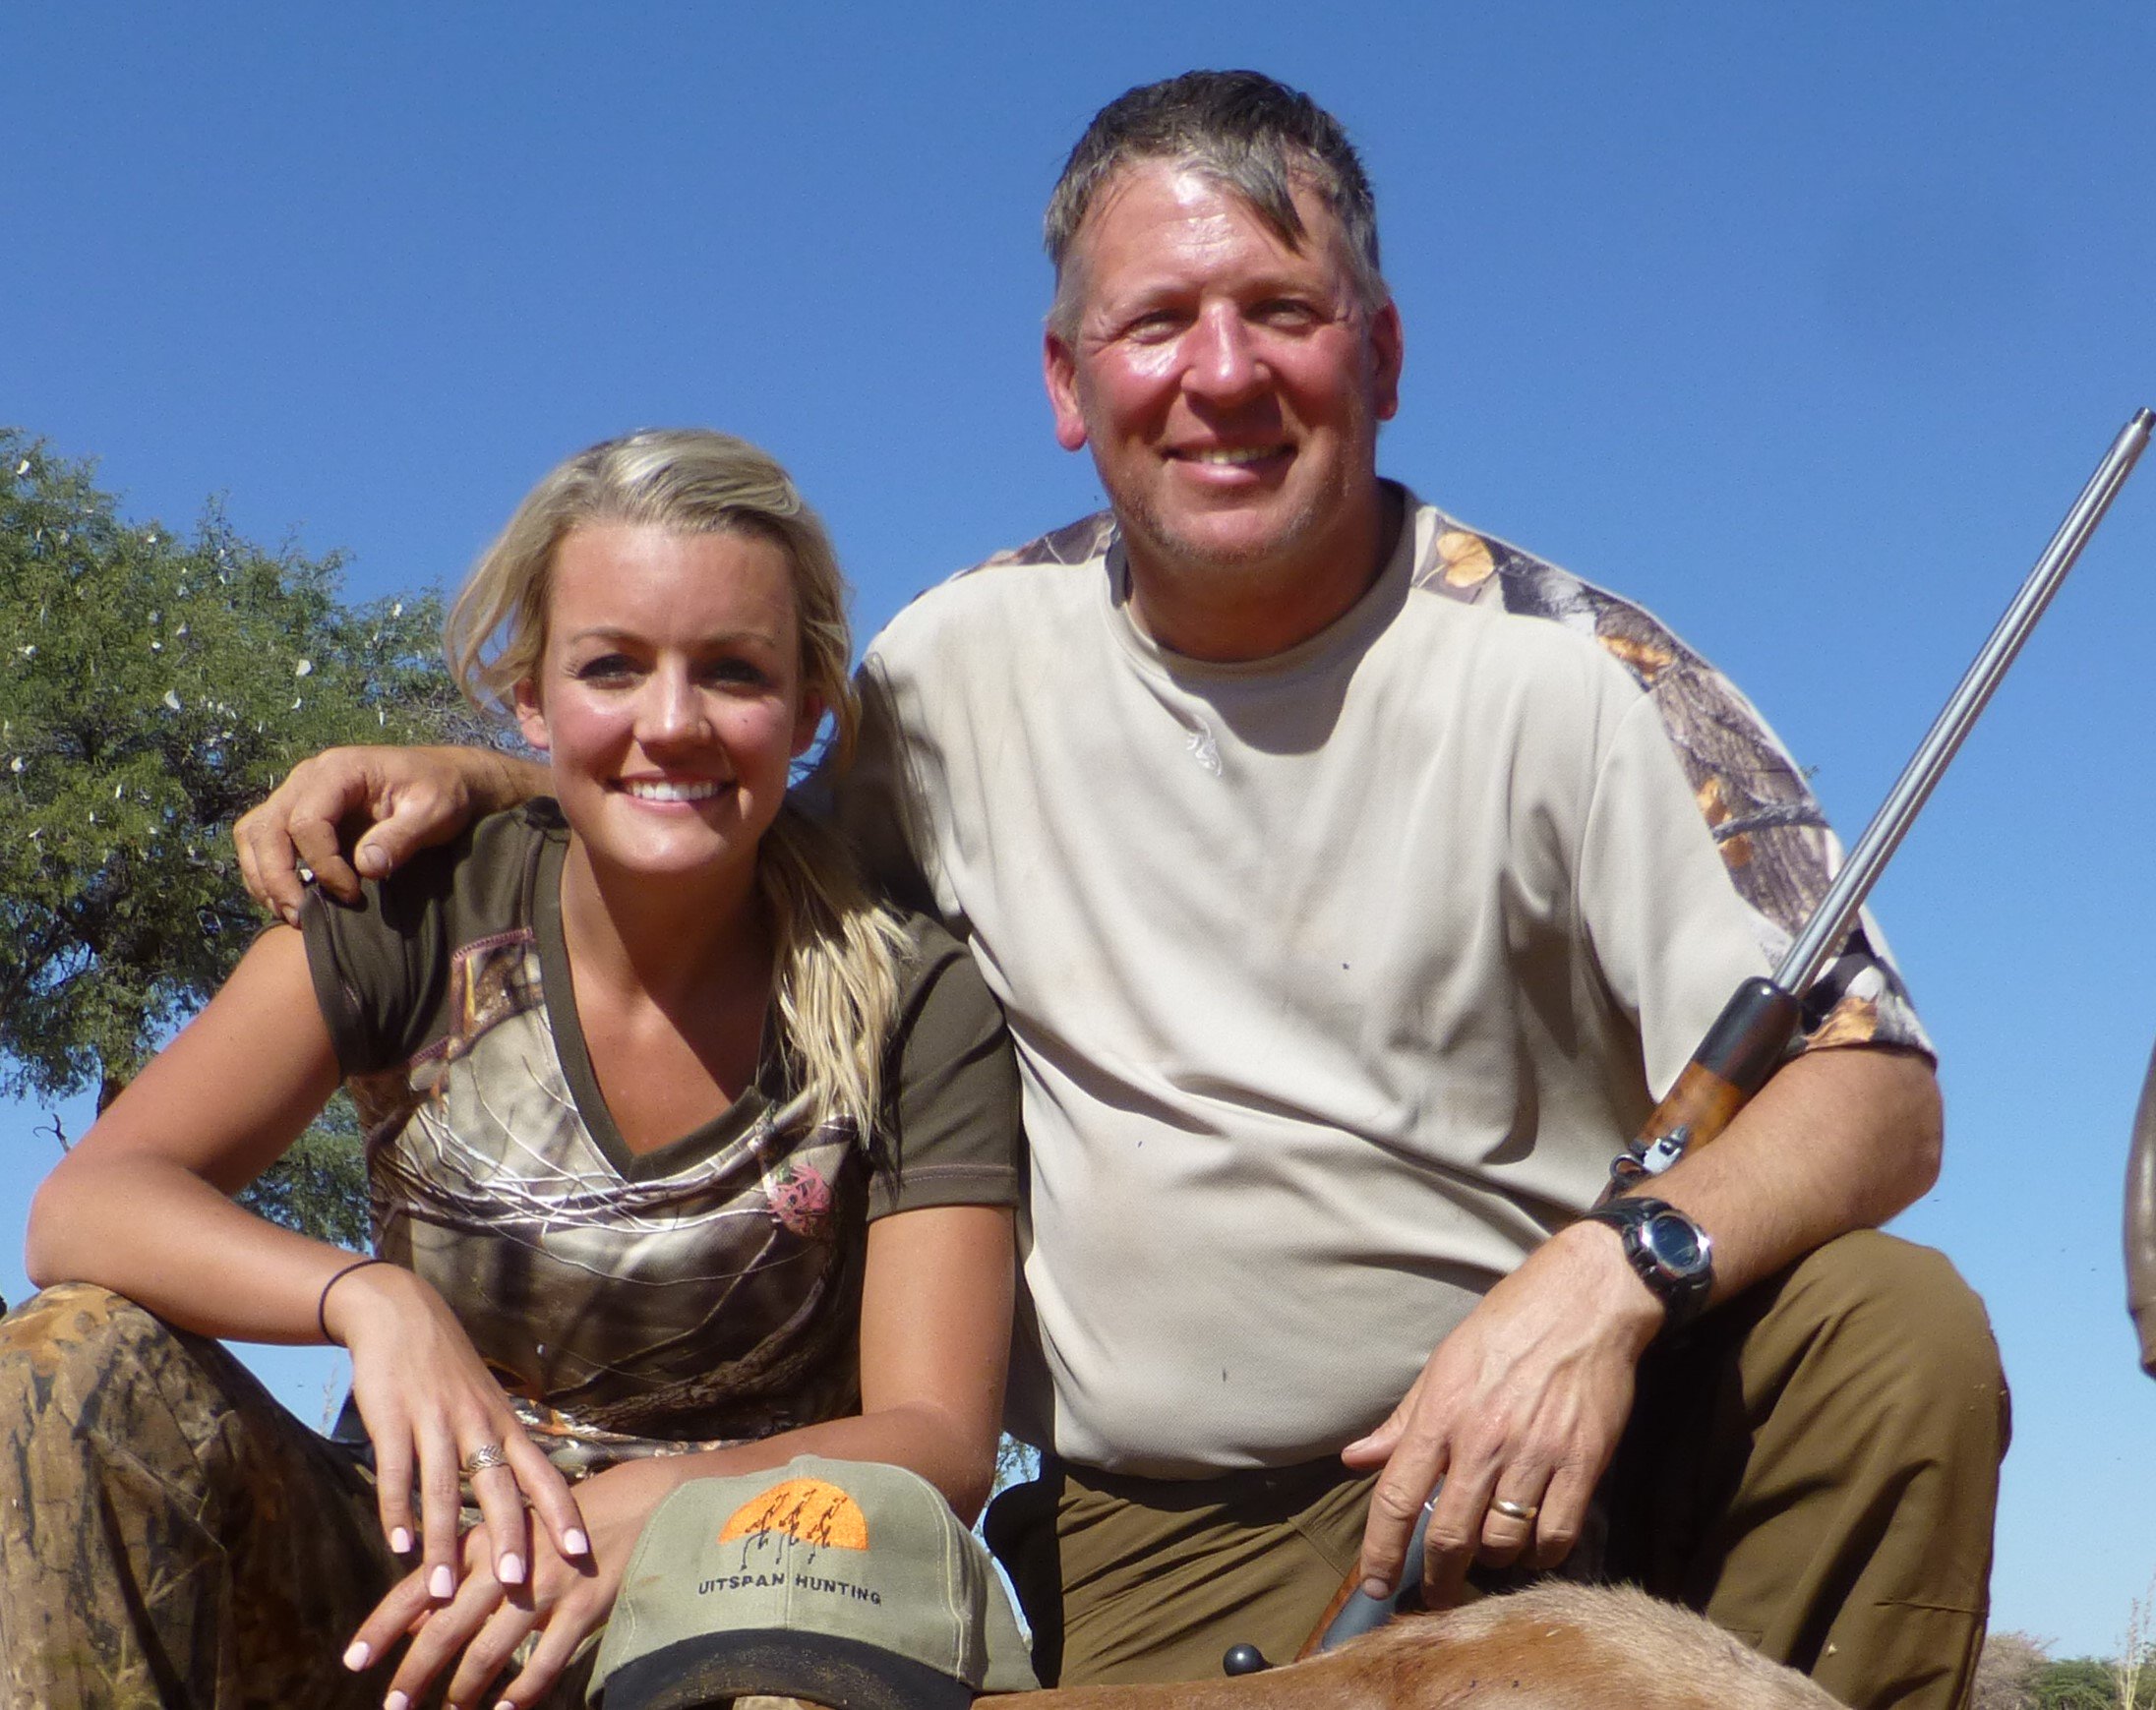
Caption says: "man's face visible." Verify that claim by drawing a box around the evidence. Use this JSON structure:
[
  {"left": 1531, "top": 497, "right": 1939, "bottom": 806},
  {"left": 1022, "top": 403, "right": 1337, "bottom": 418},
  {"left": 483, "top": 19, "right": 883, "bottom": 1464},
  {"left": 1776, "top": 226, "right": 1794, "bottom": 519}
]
[{"left": 1045, "top": 162, "right": 1403, "bottom": 600}]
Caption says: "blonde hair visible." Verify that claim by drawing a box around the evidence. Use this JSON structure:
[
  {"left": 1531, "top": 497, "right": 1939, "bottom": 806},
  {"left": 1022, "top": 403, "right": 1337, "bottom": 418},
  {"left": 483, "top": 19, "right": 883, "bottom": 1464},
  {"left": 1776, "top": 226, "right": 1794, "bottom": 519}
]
[{"left": 445, "top": 429, "right": 908, "bottom": 1141}]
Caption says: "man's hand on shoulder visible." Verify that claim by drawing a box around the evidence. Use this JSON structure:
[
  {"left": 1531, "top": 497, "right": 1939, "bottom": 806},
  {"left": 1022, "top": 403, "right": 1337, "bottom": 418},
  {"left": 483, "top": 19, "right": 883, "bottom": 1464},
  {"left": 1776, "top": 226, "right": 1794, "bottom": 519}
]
[
  {"left": 233, "top": 744, "right": 546, "bottom": 924},
  {"left": 1340, "top": 1220, "right": 1664, "bottom": 1610}
]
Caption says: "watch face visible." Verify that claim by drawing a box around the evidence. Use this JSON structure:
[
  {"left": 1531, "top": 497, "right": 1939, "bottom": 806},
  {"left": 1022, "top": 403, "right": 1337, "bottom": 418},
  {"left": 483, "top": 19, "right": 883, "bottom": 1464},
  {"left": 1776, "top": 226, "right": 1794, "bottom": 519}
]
[{"left": 1641, "top": 1210, "right": 1707, "bottom": 1275}]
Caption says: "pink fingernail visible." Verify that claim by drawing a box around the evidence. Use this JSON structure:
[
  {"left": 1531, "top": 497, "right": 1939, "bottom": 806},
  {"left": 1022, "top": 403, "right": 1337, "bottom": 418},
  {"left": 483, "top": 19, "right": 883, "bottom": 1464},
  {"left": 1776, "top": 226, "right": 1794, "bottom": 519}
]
[
  {"left": 565, "top": 1528, "right": 590, "bottom": 1557},
  {"left": 499, "top": 1552, "right": 524, "bottom": 1585},
  {"left": 342, "top": 1640, "right": 371, "bottom": 1672},
  {"left": 386, "top": 1692, "right": 411, "bottom": 1710},
  {"left": 389, "top": 1527, "right": 412, "bottom": 1554},
  {"left": 430, "top": 1563, "right": 454, "bottom": 1599}
]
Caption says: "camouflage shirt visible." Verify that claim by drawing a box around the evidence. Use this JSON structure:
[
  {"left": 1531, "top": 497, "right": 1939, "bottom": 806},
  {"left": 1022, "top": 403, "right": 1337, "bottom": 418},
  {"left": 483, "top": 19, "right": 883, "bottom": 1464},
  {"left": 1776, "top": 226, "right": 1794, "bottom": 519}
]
[{"left": 301, "top": 803, "right": 1019, "bottom": 1479}]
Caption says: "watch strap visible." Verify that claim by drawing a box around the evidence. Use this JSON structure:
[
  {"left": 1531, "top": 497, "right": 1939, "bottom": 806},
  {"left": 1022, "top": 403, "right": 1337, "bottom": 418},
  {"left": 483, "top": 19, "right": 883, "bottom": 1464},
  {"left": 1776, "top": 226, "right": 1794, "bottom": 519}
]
[{"left": 1581, "top": 1196, "right": 1713, "bottom": 1332}]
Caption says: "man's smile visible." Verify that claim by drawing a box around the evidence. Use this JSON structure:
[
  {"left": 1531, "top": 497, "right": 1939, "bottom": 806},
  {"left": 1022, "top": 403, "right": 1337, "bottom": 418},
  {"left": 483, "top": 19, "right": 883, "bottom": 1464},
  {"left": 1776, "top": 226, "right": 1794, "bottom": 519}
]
[{"left": 1176, "top": 444, "right": 1288, "bottom": 467}]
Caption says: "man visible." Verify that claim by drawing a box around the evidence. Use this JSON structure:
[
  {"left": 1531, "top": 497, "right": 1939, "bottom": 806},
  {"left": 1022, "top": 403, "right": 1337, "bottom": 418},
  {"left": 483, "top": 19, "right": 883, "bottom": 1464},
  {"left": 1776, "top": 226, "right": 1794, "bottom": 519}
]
[{"left": 238, "top": 72, "right": 2005, "bottom": 1709}]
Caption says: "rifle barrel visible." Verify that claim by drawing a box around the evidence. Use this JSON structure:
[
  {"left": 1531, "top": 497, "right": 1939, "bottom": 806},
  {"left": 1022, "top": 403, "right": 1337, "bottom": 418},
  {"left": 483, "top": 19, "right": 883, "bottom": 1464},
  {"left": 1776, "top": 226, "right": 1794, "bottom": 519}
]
[
  {"left": 1611, "top": 408, "right": 2152, "bottom": 1189},
  {"left": 1776, "top": 407, "right": 2153, "bottom": 996}
]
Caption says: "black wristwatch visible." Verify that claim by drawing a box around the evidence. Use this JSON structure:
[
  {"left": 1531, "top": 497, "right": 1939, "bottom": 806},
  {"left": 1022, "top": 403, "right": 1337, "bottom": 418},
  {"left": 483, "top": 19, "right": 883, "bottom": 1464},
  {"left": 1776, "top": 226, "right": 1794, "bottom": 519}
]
[{"left": 1581, "top": 1196, "right": 1714, "bottom": 1333}]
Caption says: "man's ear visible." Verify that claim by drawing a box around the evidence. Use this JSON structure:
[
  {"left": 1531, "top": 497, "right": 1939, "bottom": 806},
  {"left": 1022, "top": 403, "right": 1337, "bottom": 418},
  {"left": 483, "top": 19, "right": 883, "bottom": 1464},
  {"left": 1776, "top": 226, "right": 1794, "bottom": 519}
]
[
  {"left": 1044, "top": 329, "right": 1090, "bottom": 452},
  {"left": 513, "top": 678, "right": 551, "bottom": 753},
  {"left": 1370, "top": 299, "right": 1405, "bottom": 423}
]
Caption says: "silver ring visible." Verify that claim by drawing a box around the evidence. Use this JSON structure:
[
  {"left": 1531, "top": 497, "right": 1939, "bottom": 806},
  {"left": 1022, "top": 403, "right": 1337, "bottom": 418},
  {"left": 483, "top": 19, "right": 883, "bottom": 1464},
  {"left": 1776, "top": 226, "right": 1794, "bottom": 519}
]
[
  {"left": 1489, "top": 1497, "right": 1540, "bottom": 1523},
  {"left": 461, "top": 1441, "right": 509, "bottom": 1476}
]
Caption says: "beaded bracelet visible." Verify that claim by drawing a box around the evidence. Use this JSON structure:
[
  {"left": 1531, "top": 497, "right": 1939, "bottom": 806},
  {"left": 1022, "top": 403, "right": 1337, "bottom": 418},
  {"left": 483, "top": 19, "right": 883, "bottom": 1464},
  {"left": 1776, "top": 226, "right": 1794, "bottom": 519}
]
[{"left": 316, "top": 1256, "right": 392, "bottom": 1344}]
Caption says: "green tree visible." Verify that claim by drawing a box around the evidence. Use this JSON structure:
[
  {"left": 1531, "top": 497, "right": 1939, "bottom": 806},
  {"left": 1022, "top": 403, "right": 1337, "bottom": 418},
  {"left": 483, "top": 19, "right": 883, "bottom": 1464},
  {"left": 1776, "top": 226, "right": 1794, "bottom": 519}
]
[
  {"left": 2033, "top": 1655, "right": 2156, "bottom": 1710},
  {"left": 0, "top": 430, "right": 466, "bottom": 1237}
]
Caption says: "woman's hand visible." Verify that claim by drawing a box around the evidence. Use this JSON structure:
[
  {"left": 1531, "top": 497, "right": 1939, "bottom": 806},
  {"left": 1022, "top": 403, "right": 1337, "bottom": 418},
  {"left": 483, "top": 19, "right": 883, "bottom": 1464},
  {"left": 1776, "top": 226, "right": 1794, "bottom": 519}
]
[
  {"left": 325, "top": 1263, "right": 589, "bottom": 1600},
  {"left": 336, "top": 1203, "right": 1017, "bottom": 1704},
  {"left": 344, "top": 1457, "right": 669, "bottom": 1710}
]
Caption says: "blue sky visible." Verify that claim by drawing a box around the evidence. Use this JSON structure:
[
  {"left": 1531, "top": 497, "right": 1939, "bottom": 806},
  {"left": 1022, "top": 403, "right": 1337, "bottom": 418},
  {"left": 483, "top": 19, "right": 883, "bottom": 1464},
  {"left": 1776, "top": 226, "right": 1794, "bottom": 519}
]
[{"left": 6, "top": 0, "right": 2155, "bottom": 1660}]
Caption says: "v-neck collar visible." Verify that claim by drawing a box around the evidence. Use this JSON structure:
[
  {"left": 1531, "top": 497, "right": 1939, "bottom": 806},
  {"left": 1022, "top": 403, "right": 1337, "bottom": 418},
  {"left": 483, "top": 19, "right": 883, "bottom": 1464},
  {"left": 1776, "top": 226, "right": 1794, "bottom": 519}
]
[{"left": 528, "top": 815, "right": 787, "bottom": 1184}]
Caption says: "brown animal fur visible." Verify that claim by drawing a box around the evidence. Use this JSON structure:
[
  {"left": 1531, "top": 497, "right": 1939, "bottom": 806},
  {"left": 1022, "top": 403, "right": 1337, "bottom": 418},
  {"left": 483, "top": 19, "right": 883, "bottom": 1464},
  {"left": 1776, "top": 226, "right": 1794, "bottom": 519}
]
[{"left": 1011, "top": 1584, "right": 1841, "bottom": 1710}]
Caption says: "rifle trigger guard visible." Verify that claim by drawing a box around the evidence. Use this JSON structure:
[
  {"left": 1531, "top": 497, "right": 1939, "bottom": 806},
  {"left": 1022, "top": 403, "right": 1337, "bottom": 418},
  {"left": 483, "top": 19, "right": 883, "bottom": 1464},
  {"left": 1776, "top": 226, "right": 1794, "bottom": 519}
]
[
  {"left": 1609, "top": 1123, "right": 1690, "bottom": 1191},
  {"left": 1641, "top": 1125, "right": 1691, "bottom": 1175}
]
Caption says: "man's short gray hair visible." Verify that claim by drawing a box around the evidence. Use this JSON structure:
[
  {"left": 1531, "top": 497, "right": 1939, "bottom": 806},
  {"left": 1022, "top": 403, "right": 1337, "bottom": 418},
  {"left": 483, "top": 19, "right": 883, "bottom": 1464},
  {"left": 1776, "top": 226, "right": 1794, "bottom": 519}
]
[{"left": 1044, "top": 70, "right": 1386, "bottom": 336}]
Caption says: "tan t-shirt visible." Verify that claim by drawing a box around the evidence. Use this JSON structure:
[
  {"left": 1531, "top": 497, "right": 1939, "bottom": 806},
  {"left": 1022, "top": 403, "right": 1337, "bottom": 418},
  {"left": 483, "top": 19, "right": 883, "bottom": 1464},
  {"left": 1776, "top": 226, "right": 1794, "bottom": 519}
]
[{"left": 842, "top": 493, "right": 1921, "bottom": 1477}]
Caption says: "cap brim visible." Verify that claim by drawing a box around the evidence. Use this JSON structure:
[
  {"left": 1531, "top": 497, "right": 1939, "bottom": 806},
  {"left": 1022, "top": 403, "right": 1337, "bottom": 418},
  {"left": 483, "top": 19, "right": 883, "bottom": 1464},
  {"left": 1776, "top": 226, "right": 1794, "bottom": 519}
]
[{"left": 599, "top": 1629, "right": 979, "bottom": 1710}]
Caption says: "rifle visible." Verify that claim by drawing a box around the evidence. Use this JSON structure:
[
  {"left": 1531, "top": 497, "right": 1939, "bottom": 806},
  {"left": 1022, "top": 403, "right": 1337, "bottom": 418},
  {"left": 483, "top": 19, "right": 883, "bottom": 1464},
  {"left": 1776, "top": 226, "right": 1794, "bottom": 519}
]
[
  {"left": 1607, "top": 407, "right": 2150, "bottom": 1194},
  {"left": 1292, "top": 409, "right": 2153, "bottom": 1665}
]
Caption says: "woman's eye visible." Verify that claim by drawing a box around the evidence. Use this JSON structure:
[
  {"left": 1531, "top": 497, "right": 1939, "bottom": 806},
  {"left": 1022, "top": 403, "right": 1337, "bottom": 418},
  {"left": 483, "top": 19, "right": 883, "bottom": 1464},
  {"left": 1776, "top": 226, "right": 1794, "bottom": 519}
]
[
  {"left": 703, "top": 659, "right": 768, "bottom": 687},
  {"left": 573, "top": 654, "right": 638, "bottom": 684}
]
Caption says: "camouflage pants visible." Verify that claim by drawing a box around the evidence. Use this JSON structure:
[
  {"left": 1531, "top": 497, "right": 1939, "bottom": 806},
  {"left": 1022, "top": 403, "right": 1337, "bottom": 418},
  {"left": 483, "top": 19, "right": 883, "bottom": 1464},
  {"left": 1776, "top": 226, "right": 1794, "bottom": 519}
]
[{"left": 0, "top": 1283, "right": 593, "bottom": 1710}]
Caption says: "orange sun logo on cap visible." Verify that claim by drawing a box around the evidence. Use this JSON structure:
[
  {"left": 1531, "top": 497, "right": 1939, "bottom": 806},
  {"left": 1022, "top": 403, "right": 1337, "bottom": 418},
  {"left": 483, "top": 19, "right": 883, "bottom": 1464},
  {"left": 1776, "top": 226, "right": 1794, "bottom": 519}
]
[{"left": 720, "top": 1478, "right": 869, "bottom": 1552}]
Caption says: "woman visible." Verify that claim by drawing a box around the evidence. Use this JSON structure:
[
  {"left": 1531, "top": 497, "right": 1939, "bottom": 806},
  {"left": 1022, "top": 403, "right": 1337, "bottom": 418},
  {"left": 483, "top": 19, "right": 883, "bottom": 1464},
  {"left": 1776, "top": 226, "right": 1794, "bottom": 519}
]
[{"left": 3, "top": 430, "right": 1019, "bottom": 1710}]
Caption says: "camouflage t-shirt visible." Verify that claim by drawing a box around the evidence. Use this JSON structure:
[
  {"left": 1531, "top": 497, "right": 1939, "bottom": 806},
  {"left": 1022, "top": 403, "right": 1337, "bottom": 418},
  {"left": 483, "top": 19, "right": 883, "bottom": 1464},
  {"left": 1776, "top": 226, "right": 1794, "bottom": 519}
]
[{"left": 299, "top": 802, "right": 1019, "bottom": 1479}]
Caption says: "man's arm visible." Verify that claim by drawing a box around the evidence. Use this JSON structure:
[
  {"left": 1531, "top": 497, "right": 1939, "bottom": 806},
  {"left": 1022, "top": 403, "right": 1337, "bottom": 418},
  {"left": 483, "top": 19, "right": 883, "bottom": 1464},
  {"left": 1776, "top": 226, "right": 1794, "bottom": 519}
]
[
  {"left": 1342, "top": 678, "right": 1943, "bottom": 1610},
  {"left": 234, "top": 744, "right": 547, "bottom": 923},
  {"left": 1344, "top": 1041, "right": 1941, "bottom": 1607}
]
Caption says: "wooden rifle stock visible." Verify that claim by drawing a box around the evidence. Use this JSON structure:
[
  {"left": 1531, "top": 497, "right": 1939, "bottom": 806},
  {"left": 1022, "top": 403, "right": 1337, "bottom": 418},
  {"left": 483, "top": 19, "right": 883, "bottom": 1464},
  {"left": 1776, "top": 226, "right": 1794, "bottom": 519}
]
[
  {"left": 1296, "top": 409, "right": 2152, "bottom": 1663},
  {"left": 1603, "top": 977, "right": 1802, "bottom": 1196}
]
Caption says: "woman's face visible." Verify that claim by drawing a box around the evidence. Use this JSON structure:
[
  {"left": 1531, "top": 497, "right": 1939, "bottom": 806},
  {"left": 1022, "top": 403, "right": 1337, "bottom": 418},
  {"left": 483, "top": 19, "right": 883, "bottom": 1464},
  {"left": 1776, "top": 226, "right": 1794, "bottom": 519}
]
[{"left": 514, "top": 522, "right": 821, "bottom": 891}]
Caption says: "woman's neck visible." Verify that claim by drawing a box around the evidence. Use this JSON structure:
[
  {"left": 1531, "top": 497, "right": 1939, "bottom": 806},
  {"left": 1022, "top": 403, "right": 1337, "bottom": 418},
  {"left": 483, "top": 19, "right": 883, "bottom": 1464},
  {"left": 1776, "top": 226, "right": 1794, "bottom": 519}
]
[{"left": 555, "top": 841, "right": 770, "bottom": 1013}]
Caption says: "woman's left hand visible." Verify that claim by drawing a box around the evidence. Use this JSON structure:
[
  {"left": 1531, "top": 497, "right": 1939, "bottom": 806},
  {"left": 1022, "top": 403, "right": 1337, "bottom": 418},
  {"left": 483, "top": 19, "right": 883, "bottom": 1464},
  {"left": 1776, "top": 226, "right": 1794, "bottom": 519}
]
[{"left": 344, "top": 1457, "right": 669, "bottom": 1710}]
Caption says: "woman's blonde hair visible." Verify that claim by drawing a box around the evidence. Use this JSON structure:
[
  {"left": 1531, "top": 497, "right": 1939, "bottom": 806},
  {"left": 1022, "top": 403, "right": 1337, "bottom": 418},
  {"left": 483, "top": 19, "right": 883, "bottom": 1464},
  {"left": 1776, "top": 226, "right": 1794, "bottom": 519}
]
[{"left": 445, "top": 428, "right": 908, "bottom": 1142}]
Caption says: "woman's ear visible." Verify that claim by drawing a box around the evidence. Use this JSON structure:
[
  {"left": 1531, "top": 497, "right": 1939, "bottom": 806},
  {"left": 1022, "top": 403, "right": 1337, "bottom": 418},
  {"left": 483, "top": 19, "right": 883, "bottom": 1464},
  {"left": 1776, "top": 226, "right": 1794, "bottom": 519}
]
[
  {"left": 513, "top": 678, "right": 551, "bottom": 752},
  {"left": 791, "top": 692, "right": 827, "bottom": 759}
]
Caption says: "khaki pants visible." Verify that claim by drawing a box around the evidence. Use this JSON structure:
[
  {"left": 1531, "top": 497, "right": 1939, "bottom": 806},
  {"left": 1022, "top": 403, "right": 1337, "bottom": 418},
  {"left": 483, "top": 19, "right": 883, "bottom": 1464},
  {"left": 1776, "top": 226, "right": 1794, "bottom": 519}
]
[
  {"left": 0, "top": 1283, "right": 597, "bottom": 1710},
  {"left": 987, "top": 1232, "right": 2007, "bottom": 1710}
]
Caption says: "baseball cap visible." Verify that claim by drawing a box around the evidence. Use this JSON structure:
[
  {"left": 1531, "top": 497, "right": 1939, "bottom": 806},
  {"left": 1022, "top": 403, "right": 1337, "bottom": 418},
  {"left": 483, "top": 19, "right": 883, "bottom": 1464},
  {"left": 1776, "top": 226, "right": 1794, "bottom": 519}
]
[{"left": 593, "top": 1455, "right": 1039, "bottom": 1710}]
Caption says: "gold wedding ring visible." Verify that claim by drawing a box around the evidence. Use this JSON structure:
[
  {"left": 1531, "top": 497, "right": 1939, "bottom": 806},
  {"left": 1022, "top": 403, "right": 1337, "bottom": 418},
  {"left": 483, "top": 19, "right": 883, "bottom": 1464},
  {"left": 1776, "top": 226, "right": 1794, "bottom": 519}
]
[{"left": 1489, "top": 1497, "right": 1540, "bottom": 1523}]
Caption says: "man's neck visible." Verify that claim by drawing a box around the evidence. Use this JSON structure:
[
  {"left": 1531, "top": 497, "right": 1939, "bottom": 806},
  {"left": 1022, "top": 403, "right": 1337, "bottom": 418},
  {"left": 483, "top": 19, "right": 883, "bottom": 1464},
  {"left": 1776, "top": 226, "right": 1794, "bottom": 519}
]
[{"left": 1122, "top": 483, "right": 1405, "bottom": 665}]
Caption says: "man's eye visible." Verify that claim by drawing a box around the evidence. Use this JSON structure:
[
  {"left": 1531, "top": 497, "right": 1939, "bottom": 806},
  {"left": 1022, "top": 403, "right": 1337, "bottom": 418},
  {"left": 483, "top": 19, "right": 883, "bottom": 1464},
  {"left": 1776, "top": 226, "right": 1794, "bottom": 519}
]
[
  {"left": 1123, "top": 311, "right": 1186, "bottom": 342},
  {"left": 1254, "top": 300, "right": 1320, "bottom": 329}
]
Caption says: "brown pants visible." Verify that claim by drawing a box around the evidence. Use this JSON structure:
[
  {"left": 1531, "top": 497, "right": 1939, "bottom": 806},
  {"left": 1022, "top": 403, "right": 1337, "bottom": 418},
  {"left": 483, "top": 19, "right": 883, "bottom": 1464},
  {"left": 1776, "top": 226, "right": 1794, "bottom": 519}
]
[
  {"left": 0, "top": 1283, "right": 596, "bottom": 1710},
  {"left": 987, "top": 1232, "right": 2007, "bottom": 1710}
]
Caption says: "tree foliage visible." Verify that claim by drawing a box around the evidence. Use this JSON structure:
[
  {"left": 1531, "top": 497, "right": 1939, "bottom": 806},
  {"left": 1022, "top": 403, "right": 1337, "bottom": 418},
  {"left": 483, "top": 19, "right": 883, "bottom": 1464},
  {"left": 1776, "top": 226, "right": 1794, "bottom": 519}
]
[
  {"left": 1980, "top": 1631, "right": 2053, "bottom": 1710},
  {"left": 0, "top": 430, "right": 468, "bottom": 1235},
  {"left": 2032, "top": 1656, "right": 2153, "bottom": 1710},
  {"left": 1977, "top": 1629, "right": 2156, "bottom": 1710}
]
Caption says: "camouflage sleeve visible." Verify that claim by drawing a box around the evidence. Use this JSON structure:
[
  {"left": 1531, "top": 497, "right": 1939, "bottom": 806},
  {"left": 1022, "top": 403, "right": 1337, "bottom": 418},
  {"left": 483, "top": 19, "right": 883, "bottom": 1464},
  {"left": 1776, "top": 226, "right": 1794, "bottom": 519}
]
[{"left": 1415, "top": 514, "right": 1932, "bottom": 1059}]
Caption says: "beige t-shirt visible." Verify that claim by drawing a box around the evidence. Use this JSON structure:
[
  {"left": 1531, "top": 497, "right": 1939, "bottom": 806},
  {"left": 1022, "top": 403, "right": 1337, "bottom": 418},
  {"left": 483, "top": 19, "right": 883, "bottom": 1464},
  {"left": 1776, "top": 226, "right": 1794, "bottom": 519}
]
[{"left": 843, "top": 494, "right": 1912, "bottom": 1477}]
